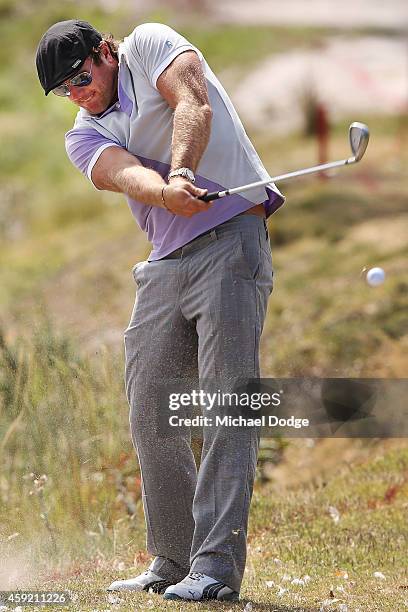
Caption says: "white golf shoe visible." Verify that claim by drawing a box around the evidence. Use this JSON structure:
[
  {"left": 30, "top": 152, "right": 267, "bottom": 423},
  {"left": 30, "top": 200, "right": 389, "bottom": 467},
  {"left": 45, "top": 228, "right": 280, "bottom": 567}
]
[
  {"left": 163, "top": 571, "right": 239, "bottom": 601},
  {"left": 107, "top": 567, "right": 174, "bottom": 594}
]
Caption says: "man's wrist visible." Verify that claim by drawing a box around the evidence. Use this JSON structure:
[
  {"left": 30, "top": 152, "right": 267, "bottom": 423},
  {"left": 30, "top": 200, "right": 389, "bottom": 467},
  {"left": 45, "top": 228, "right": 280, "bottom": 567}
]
[{"left": 168, "top": 167, "right": 195, "bottom": 183}]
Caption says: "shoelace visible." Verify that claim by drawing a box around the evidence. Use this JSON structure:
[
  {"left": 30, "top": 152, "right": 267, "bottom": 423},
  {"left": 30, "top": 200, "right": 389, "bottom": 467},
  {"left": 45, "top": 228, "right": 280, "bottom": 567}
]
[{"left": 189, "top": 572, "right": 205, "bottom": 581}]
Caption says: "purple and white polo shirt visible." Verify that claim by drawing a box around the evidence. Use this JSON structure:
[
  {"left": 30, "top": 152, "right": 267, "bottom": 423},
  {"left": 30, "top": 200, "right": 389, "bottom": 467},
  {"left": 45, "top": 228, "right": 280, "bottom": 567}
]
[{"left": 65, "top": 22, "right": 285, "bottom": 260}]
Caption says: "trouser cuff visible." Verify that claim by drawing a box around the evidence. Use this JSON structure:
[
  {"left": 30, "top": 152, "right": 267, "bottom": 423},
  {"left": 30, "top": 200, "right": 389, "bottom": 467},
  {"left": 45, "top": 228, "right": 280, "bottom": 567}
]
[{"left": 149, "top": 556, "right": 190, "bottom": 583}]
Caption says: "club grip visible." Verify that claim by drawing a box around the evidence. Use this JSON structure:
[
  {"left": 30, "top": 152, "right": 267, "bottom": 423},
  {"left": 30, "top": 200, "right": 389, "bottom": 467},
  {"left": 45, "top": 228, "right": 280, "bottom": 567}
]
[{"left": 199, "top": 191, "right": 221, "bottom": 202}]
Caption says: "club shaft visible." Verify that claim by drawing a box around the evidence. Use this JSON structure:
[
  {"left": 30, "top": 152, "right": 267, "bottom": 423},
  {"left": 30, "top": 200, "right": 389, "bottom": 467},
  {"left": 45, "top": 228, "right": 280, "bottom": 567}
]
[{"left": 201, "top": 156, "right": 355, "bottom": 201}]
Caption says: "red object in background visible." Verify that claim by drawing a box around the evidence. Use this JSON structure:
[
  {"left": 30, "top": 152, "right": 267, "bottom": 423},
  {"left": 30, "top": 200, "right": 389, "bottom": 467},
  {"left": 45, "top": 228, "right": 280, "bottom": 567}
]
[{"left": 316, "top": 104, "right": 329, "bottom": 178}]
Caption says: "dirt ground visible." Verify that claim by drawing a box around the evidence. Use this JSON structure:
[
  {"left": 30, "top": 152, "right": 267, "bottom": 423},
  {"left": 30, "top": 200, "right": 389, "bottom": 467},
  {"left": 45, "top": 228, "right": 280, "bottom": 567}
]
[
  {"left": 209, "top": 0, "right": 408, "bottom": 30},
  {"left": 226, "top": 35, "right": 408, "bottom": 134}
]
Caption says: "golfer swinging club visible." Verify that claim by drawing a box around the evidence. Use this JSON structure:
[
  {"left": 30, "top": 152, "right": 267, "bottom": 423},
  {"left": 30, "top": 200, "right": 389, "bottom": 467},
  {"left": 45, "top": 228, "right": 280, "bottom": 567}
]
[{"left": 36, "top": 20, "right": 285, "bottom": 602}]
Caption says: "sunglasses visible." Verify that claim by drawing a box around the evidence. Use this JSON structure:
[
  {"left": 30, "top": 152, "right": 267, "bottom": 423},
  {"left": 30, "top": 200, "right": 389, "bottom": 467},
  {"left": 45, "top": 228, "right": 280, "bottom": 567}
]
[{"left": 52, "top": 58, "right": 94, "bottom": 97}]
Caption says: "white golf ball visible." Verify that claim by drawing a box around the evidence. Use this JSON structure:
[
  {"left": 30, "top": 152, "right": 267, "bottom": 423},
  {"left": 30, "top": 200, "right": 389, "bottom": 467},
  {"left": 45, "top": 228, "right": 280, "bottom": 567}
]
[{"left": 366, "top": 267, "right": 385, "bottom": 287}]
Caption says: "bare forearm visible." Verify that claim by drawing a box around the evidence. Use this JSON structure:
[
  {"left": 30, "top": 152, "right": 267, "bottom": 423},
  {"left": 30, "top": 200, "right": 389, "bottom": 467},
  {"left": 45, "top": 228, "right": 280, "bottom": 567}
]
[
  {"left": 92, "top": 147, "right": 166, "bottom": 205},
  {"left": 170, "top": 100, "right": 212, "bottom": 172},
  {"left": 112, "top": 164, "right": 165, "bottom": 206},
  {"left": 91, "top": 146, "right": 211, "bottom": 217}
]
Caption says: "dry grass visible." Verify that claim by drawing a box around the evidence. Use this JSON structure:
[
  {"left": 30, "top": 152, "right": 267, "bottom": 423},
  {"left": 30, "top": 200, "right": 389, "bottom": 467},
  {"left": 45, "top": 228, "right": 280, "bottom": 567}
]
[{"left": 6, "top": 439, "right": 403, "bottom": 611}]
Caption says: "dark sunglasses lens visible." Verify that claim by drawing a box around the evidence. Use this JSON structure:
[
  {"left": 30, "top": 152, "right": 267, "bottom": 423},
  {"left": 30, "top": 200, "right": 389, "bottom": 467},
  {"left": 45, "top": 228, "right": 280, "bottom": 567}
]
[
  {"left": 70, "top": 72, "right": 92, "bottom": 87},
  {"left": 51, "top": 69, "right": 92, "bottom": 96}
]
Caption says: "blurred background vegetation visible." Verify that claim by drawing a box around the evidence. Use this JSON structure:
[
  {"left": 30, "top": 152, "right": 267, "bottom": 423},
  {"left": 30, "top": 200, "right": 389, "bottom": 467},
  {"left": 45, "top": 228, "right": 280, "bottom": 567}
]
[{"left": 0, "top": 0, "right": 407, "bottom": 587}]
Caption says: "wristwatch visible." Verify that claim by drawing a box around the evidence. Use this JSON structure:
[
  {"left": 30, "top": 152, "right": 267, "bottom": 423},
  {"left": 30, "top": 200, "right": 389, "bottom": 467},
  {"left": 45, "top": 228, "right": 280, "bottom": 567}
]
[{"left": 168, "top": 167, "right": 196, "bottom": 183}]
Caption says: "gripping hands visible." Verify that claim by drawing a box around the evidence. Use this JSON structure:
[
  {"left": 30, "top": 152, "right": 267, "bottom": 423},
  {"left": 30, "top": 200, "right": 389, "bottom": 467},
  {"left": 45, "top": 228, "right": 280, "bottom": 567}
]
[{"left": 162, "top": 178, "right": 212, "bottom": 217}]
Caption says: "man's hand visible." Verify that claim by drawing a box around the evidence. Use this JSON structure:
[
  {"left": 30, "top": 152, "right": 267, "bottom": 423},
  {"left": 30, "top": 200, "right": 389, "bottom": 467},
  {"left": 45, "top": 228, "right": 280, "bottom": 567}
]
[{"left": 162, "top": 178, "right": 211, "bottom": 217}]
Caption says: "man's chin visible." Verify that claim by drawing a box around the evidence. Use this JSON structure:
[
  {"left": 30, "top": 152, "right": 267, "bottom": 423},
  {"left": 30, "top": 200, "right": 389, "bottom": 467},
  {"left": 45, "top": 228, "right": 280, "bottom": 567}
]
[
  {"left": 85, "top": 99, "right": 113, "bottom": 116},
  {"left": 83, "top": 104, "right": 103, "bottom": 116}
]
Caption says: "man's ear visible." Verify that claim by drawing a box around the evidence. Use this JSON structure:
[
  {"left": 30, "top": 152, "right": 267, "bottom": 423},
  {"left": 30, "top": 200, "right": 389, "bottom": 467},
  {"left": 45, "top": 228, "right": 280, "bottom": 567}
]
[{"left": 97, "top": 41, "right": 111, "bottom": 62}]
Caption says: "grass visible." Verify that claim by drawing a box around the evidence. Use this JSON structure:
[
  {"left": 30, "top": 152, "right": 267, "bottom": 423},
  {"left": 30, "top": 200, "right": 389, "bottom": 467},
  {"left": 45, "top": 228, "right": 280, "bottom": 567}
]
[
  {"left": 1, "top": 440, "right": 404, "bottom": 610},
  {"left": 0, "top": 326, "right": 134, "bottom": 555},
  {"left": 256, "top": 115, "right": 408, "bottom": 376}
]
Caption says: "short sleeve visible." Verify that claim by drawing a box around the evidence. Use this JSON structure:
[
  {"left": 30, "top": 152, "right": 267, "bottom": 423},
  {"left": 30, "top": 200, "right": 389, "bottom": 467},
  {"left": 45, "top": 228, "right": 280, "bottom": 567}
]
[
  {"left": 129, "top": 23, "right": 202, "bottom": 89},
  {"left": 65, "top": 127, "right": 122, "bottom": 189}
]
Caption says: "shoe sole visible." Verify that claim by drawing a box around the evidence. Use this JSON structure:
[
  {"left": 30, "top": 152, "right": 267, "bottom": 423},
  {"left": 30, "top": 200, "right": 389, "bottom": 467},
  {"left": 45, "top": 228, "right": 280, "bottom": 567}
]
[
  {"left": 107, "top": 580, "right": 173, "bottom": 594},
  {"left": 107, "top": 584, "right": 146, "bottom": 592},
  {"left": 163, "top": 592, "right": 239, "bottom": 602}
]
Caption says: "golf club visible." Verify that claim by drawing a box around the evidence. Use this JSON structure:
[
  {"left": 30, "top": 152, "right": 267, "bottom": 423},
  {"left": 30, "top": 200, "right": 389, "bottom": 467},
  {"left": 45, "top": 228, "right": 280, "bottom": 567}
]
[{"left": 199, "top": 122, "right": 369, "bottom": 202}]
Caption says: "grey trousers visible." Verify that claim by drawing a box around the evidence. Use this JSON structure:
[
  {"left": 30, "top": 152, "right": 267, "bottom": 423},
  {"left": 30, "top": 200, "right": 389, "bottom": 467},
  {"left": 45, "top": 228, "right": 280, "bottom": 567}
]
[{"left": 124, "top": 214, "right": 273, "bottom": 593}]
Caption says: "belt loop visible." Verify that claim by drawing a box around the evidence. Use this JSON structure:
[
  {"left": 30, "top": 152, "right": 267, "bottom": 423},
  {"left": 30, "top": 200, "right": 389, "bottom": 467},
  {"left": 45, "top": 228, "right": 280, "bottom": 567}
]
[{"left": 210, "top": 229, "right": 217, "bottom": 241}]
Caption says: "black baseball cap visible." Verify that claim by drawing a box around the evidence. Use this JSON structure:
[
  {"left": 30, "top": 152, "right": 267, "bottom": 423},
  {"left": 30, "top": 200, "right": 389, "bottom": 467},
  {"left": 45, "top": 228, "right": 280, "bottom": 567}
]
[{"left": 36, "top": 19, "right": 102, "bottom": 95}]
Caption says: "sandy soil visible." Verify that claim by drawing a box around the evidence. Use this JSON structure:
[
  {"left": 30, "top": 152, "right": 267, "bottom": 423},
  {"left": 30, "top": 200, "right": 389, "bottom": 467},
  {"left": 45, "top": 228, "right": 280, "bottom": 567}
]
[
  {"left": 227, "top": 35, "right": 408, "bottom": 134},
  {"left": 210, "top": 0, "right": 408, "bottom": 30}
]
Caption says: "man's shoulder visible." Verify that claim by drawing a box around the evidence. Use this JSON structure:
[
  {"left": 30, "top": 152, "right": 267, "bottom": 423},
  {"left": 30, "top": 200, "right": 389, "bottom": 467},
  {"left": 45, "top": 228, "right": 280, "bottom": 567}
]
[
  {"left": 122, "top": 22, "right": 182, "bottom": 54},
  {"left": 129, "top": 22, "right": 177, "bottom": 39}
]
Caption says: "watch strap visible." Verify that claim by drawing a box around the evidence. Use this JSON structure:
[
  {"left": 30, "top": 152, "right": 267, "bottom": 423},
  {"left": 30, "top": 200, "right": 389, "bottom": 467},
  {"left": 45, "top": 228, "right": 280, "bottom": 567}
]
[{"left": 168, "top": 167, "right": 195, "bottom": 183}]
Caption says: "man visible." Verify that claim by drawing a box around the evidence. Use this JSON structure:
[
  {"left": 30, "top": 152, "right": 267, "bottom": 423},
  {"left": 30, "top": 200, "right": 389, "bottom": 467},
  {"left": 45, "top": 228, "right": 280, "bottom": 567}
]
[{"left": 36, "top": 19, "right": 284, "bottom": 603}]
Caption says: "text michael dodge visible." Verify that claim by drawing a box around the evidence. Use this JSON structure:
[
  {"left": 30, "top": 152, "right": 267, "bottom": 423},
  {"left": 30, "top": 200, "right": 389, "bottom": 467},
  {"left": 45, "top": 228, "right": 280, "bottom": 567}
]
[{"left": 168, "top": 414, "right": 310, "bottom": 429}]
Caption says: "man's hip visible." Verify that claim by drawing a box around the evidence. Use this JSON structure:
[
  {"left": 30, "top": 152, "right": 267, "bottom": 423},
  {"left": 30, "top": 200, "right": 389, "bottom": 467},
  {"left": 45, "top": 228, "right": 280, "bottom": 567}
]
[{"left": 159, "top": 205, "right": 267, "bottom": 261}]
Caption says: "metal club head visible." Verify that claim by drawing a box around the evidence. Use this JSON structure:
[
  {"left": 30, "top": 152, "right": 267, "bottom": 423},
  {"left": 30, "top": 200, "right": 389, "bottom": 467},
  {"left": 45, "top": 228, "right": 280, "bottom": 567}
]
[{"left": 349, "top": 122, "right": 370, "bottom": 162}]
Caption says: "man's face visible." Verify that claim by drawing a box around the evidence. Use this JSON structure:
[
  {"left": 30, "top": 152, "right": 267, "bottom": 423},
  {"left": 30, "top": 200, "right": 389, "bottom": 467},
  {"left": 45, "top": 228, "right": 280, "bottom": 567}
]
[{"left": 63, "top": 44, "right": 118, "bottom": 115}]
